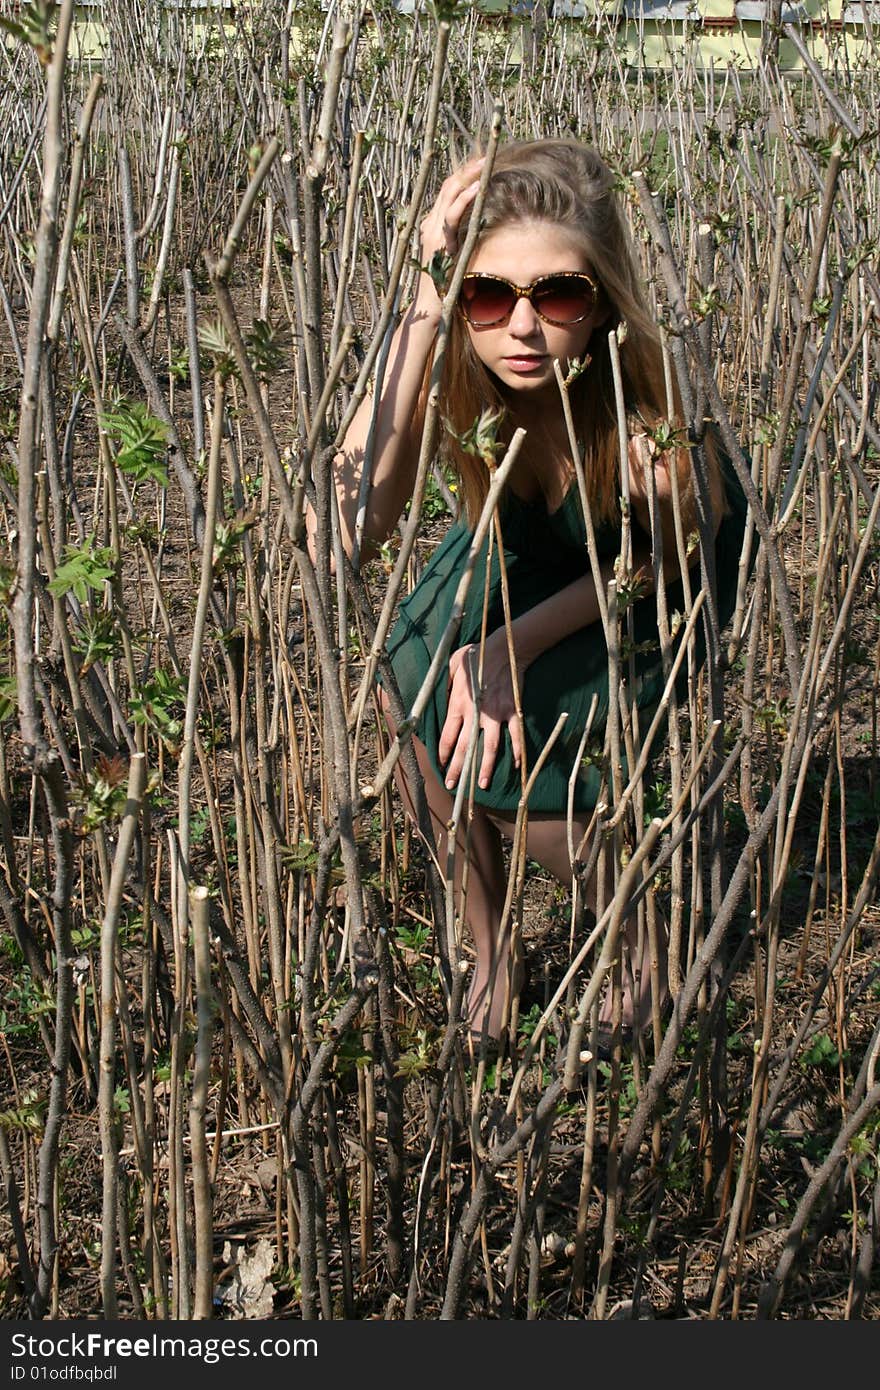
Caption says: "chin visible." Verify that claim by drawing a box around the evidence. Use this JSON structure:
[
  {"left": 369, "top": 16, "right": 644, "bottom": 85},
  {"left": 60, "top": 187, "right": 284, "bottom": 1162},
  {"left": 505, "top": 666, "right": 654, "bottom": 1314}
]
[
  {"left": 498, "top": 369, "right": 556, "bottom": 396},
  {"left": 488, "top": 363, "right": 544, "bottom": 388}
]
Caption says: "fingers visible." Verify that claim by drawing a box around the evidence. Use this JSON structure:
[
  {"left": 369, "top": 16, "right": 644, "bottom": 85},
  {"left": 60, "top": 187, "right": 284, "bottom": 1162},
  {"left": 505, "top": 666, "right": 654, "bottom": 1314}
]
[
  {"left": 421, "top": 157, "right": 486, "bottom": 262},
  {"left": 439, "top": 639, "right": 527, "bottom": 793},
  {"left": 440, "top": 688, "right": 475, "bottom": 790},
  {"left": 445, "top": 710, "right": 520, "bottom": 794},
  {"left": 508, "top": 713, "right": 523, "bottom": 773},
  {"left": 437, "top": 705, "right": 463, "bottom": 770},
  {"left": 477, "top": 721, "right": 500, "bottom": 792}
]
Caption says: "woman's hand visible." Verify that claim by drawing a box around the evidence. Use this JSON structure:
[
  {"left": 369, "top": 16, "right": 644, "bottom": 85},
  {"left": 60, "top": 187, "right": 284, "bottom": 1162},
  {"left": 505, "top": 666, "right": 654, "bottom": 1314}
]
[
  {"left": 438, "top": 633, "right": 525, "bottom": 794},
  {"left": 417, "top": 156, "right": 486, "bottom": 301}
]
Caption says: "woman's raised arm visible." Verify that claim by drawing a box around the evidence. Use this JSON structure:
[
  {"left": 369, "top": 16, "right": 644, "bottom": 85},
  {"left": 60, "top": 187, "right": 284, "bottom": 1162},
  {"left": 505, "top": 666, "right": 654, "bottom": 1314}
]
[{"left": 309, "top": 157, "right": 485, "bottom": 561}]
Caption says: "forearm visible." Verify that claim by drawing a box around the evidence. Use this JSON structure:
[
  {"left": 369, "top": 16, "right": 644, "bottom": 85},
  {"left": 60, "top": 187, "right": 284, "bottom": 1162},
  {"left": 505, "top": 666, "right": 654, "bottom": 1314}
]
[
  {"left": 488, "top": 539, "right": 687, "bottom": 673},
  {"left": 334, "top": 286, "right": 441, "bottom": 555},
  {"left": 313, "top": 158, "right": 485, "bottom": 563},
  {"left": 491, "top": 562, "right": 614, "bottom": 670}
]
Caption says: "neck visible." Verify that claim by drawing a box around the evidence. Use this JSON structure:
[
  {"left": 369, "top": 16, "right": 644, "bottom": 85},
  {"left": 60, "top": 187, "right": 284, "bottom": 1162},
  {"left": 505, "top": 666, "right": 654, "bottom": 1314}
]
[{"left": 507, "top": 392, "right": 570, "bottom": 452}]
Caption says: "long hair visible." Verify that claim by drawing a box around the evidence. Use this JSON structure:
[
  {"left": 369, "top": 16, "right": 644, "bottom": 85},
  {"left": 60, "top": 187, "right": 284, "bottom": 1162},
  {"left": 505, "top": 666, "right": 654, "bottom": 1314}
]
[{"left": 432, "top": 140, "right": 705, "bottom": 529}]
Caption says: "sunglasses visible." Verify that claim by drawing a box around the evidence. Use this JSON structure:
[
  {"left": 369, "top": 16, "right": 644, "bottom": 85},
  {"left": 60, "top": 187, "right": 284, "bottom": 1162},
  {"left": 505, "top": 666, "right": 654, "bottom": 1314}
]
[{"left": 459, "top": 271, "right": 599, "bottom": 328}]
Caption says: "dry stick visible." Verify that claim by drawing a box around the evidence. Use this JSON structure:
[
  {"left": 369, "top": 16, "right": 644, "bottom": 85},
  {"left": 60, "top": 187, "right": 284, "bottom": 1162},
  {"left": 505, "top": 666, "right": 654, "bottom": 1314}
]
[
  {"left": 780, "top": 275, "right": 847, "bottom": 517},
  {"left": 446, "top": 649, "right": 484, "bottom": 1031},
  {"left": 301, "top": 19, "right": 352, "bottom": 405},
  {"left": 766, "top": 141, "right": 844, "bottom": 502},
  {"left": 47, "top": 73, "right": 102, "bottom": 348},
  {"left": 0, "top": 92, "right": 48, "bottom": 233},
  {"left": 176, "top": 370, "right": 225, "bottom": 996},
  {"left": 634, "top": 199, "right": 725, "bottom": 1093},
  {"left": 209, "top": 277, "right": 370, "bottom": 942},
  {"left": 328, "top": 128, "right": 364, "bottom": 366},
  {"left": 635, "top": 447, "right": 678, "bottom": 1071},
  {"left": 756, "top": 1082, "right": 880, "bottom": 1320},
  {"left": 0, "top": 1123, "right": 35, "bottom": 1300},
  {"left": 614, "top": 752, "right": 800, "bottom": 1197},
  {"left": 40, "top": 75, "right": 103, "bottom": 563},
  {"left": 563, "top": 821, "right": 664, "bottom": 1091},
  {"left": 440, "top": 1079, "right": 564, "bottom": 1320},
  {"left": 777, "top": 304, "right": 876, "bottom": 534},
  {"left": 10, "top": 0, "right": 77, "bottom": 1319},
  {"left": 553, "top": 362, "right": 611, "bottom": 638},
  {"left": 289, "top": 50, "right": 456, "bottom": 997},
  {"left": 372, "top": 892, "right": 406, "bottom": 1286},
  {"left": 508, "top": 712, "right": 721, "bottom": 1112},
  {"left": 115, "top": 317, "right": 207, "bottom": 548},
  {"left": 632, "top": 170, "right": 802, "bottom": 695},
  {"left": 850, "top": 1162, "right": 880, "bottom": 1319},
  {"left": 118, "top": 145, "right": 140, "bottom": 328},
  {"left": 472, "top": 512, "right": 532, "bottom": 1060},
  {"left": 647, "top": 503, "right": 856, "bottom": 1273},
  {"left": 205, "top": 302, "right": 376, "bottom": 1314},
  {"left": 781, "top": 23, "right": 864, "bottom": 141},
  {"left": 603, "top": 591, "right": 708, "bottom": 829},
  {"left": 183, "top": 269, "right": 205, "bottom": 460},
  {"left": 11, "top": 0, "right": 73, "bottom": 760},
  {"left": 214, "top": 137, "right": 280, "bottom": 284},
  {"left": 141, "top": 134, "right": 182, "bottom": 336},
  {"left": 134, "top": 103, "right": 173, "bottom": 243},
  {"left": 658, "top": 327, "right": 696, "bottom": 999},
  {"left": 189, "top": 885, "right": 214, "bottom": 1320},
  {"left": 289, "top": 976, "right": 379, "bottom": 1319},
  {"left": 165, "top": 832, "right": 191, "bottom": 1319},
  {"left": 98, "top": 752, "right": 147, "bottom": 1316},
  {"left": 643, "top": 178, "right": 757, "bottom": 1173},
  {"left": 342, "top": 23, "right": 456, "bottom": 559},
  {"left": 137, "top": 815, "right": 167, "bottom": 1317},
  {"left": 468, "top": 710, "right": 570, "bottom": 1082},
  {"left": 242, "top": 585, "right": 295, "bottom": 1074},
  {"left": 501, "top": 1131, "right": 543, "bottom": 1316},
  {"left": 760, "top": 814, "right": 880, "bottom": 1135},
  {"left": 34, "top": 494, "right": 112, "bottom": 813}
]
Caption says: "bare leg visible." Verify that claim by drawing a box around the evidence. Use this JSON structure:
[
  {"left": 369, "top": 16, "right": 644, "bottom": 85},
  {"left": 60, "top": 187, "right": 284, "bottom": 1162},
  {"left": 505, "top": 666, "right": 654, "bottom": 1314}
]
[
  {"left": 379, "top": 692, "right": 512, "bottom": 1039},
  {"left": 380, "top": 693, "right": 667, "bottom": 1039},
  {"left": 486, "top": 811, "right": 669, "bottom": 1033}
]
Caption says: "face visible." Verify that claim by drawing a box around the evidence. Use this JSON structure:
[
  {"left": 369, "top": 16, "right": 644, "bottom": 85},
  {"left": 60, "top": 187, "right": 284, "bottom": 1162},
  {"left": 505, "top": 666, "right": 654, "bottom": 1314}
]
[{"left": 462, "top": 220, "right": 604, "bottom": 400}]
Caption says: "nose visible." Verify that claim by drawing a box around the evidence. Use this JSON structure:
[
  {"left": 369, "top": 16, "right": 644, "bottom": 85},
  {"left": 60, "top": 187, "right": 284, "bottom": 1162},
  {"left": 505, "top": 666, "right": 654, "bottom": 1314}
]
[{"left": 507, "top": 293, "right": 541, "bottom": 337}]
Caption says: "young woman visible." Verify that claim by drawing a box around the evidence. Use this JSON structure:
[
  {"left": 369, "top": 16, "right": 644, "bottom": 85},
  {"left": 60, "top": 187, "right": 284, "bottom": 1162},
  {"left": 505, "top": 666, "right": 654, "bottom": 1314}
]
[{"left": 319, "top": 140, "right": 746, "bottom": 1050}]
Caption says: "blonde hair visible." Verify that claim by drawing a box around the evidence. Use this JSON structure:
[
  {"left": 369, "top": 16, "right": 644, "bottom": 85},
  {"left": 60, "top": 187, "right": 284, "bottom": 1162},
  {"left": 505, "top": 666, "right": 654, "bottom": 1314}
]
[{"left": 433, "top": 139, "right": 709, "bottom": 529}]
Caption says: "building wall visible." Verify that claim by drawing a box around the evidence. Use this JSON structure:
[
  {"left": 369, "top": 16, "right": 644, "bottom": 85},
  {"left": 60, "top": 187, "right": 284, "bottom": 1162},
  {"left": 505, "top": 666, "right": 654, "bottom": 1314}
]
[{"left": 5, "top": 1, "right": 878, "bottom": 68}]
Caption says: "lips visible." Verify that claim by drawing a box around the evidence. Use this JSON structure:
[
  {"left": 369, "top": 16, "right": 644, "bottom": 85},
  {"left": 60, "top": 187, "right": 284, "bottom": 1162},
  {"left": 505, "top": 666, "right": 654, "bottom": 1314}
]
[{"left": 502, "top": 356, "right": 546, "bottom": 372}]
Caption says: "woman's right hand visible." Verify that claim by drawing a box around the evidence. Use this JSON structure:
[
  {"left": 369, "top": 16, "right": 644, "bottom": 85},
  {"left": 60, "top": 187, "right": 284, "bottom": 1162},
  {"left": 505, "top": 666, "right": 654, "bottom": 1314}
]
[{"left": 417, "top": 156, "right": 486, "bottom": 298}]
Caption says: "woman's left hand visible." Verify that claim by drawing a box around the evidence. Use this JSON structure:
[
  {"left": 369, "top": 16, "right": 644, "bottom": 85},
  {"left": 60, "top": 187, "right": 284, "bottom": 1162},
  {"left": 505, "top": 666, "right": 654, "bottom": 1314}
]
[{"left": 438, "top": 635, "right": 526, "bottom": 793}]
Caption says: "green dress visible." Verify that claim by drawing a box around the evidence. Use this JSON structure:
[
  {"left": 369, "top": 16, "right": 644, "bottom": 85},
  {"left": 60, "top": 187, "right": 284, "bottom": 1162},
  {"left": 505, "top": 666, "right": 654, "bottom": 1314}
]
[{"left": 386, "top": 452, "right": 748, "bottom": 814}]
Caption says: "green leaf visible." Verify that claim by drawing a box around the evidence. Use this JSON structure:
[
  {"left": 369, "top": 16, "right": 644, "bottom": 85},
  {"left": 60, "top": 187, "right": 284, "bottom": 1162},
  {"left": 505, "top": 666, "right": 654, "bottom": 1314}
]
[
  {"left": 245, "top": 318, "right": 287, "bottom": 380},
  {"left": 444, "top": 406, "right": 505, "bottom": 469},
  {"left": 198, "top": 318, "right": 236, "bottom": 378},
  {"left": 72, "top": 612, "right": 120, "bottom": 675},
  {"left": 800, "top": 1032, "right": 841, "bottom": 1069},
  {"left": 99, "top": 402, "right": 169, "bottom": 486},
  {"left": 129, "top": 669, "right": 186, "bottom": 753},
  {"left": 48, "top": 534, "right": 115, "bottom": 603},
  {"left": 426, "top": 248, "right": 454, "bottom": 295}
]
